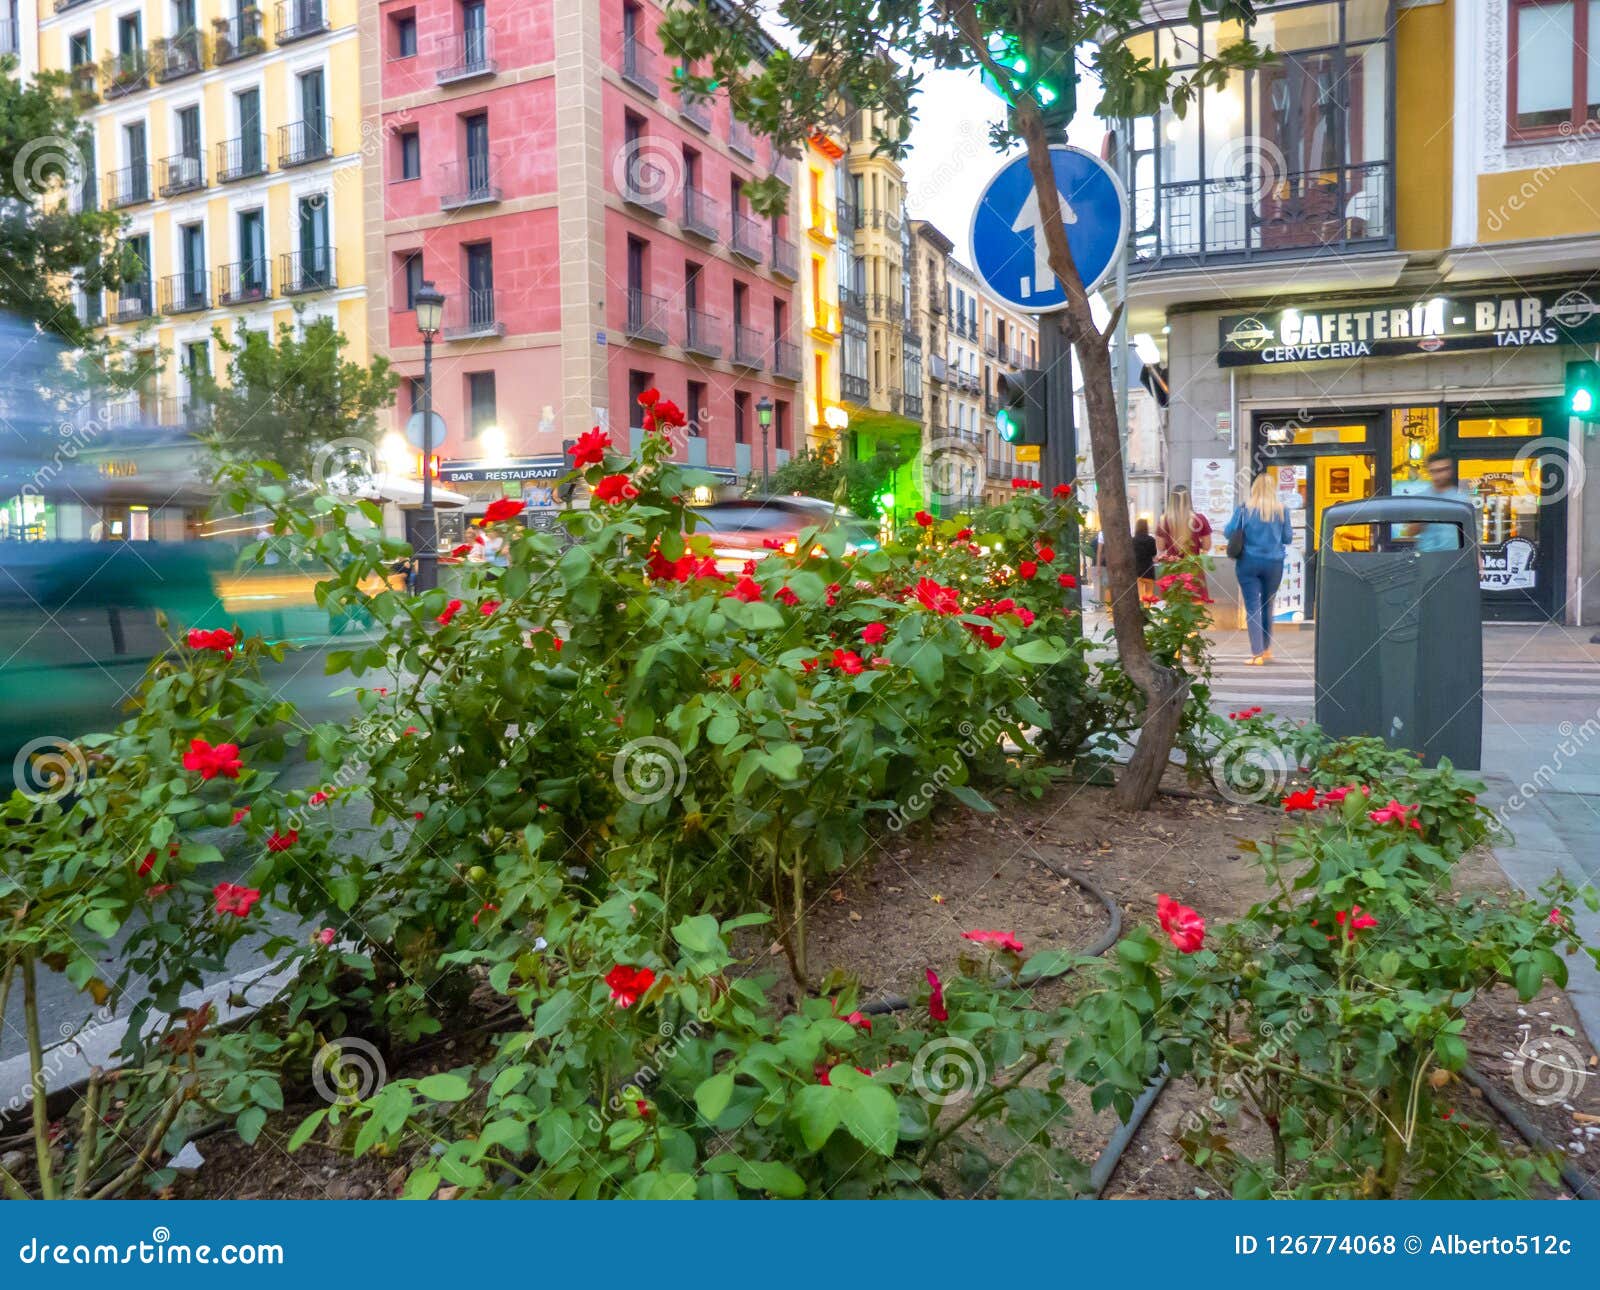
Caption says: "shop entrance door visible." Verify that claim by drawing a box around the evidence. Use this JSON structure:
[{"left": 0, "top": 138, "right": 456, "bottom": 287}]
[{"left": 1252, "top": 413, "right": 1384, "bottom": 621}]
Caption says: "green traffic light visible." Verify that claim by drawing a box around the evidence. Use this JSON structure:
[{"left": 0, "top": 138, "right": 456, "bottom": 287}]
[
  {"left": 878, "top": 491, "right": 895, "bottom": 509},
  {"left": 1576, "top": 389, "right": 1595, "bottom": 415},
  {"left": 997, "top": 409, "right": 1019, "bottom": 443}
]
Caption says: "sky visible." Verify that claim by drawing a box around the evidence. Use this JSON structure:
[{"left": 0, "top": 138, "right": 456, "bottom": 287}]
[{"left": 892, "top": 66, "right": 1109, "bottom": 270}]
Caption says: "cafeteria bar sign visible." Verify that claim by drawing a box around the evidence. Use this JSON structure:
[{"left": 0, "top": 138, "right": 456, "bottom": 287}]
[{"left": 1217, "top": 284, "right": 1600, "bottom": 367}]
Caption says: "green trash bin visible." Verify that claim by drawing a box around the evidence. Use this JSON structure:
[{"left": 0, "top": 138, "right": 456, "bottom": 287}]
[{"left": 1314, "top": 495, "right": 1482, "bottom": 770}]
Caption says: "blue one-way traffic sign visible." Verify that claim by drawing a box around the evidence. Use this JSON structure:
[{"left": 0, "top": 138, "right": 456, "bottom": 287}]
[{"left": 970, "top": 146, "right": 1127, "bottom": 313}]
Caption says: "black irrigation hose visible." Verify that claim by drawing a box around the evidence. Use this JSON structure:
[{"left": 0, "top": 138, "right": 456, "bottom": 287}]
[
  {"left": 854, "top": 855, "right": 1164, "bottom": 1196},
  {"left": 1461, "top": 1063, "right": 1599, "bottom": 1200}
]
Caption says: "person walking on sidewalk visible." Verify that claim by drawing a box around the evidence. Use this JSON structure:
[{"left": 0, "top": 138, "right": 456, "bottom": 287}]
[
  {"left": 1156, "top": 486, "right": 1213, "bottom": 599},
  {"left": 1133, "top": 517, "right": 1158, "bottom": 601},
  {"left": 1225, "top": 473, "right": 1294, "bottom": 665}
]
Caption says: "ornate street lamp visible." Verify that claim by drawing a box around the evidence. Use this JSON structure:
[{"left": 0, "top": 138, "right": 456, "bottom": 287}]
[{"left": 413, "top": 279, "right": 445, "bottom": 591}]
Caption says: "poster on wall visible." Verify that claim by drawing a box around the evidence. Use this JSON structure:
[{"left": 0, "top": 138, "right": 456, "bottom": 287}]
[
  {"left": 1189, "top": 458, "right": 1234, "bottom": 554},
  {"left": 1480, "top": 538, "right": 1537, "bottom": 591},
  {"left": 1274, "top": 465, "right": 1307, "bottom": 621}
]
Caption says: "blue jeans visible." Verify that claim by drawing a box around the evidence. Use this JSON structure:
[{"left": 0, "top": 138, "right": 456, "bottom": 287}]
[{"left": 1235, "top": 556, "right": 1284, "bottom": 656}]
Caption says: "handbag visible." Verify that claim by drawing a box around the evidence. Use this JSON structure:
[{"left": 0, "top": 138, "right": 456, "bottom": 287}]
[{"left": 1226, "top": 521, "right": 1245, "bottom": 560}]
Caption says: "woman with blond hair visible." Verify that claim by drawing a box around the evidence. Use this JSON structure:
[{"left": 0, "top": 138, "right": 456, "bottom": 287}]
[
  {"left": 1223, "top": 472, "right": 1294, "bottom": 664},
  {"left": 1156, "top": 486, "right": 1213, "bottom": 599}
]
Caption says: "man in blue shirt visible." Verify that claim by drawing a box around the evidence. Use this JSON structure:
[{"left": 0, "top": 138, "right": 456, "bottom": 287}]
[{"left": 1413, "top": 451, "right": 1473, "bottom": 552}]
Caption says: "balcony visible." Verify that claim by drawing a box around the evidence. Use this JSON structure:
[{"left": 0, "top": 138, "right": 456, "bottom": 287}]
[
  {"left": 902, "top": 393, "right": 923, "bottom": 419},
  {"left": 929, "top": 354, "right": 948, "bottom": 384},
  {"left": 810, "top": 302, "right": 841, "bottom": 338},
  {"left": 213, "top": 8, "right": 266, "bottom": 64},
  {"left": 101, "top": 49, "right": 150, "bottom": 100},
  {"left": 983, "top": 393, "right": 998, "bottom": 415},
  {"left": 279, "top": 247, "right": 336, "bottom": 295},
  {"left": 866, "top": 207, "right": 900, "bottom": 234},
  {"left": 624, "top": 289, "right": 670, "bottom": 344},
  {"left": 216, "top": 135, "right": 268, "bottom": 183},
  {"left": 443, "top": 287, "right": 503, "bottom": 339},
  {"left": 158, "top": 271, "right": 210, "bottom": 315},
  {"left": 440, "top": 153, "right": 502, "bottom": 210},
  {"left": 772, "top": 340, "right": 801, "bottom": 381},
  {"left": 730, "top": 213, "right": 764, "bottom": 263},
  {"left": 216, "top": 259, "right": 271, "bottom": 305},
  {"left": 685, "top": 309, "right": 722, "bottom": 358},
  {"left": 158, "top": 152, "right": 205, "bottom": 197},
  {"left": 928, "top": 293, "right": 944, "bottom": 315},
  {"left": 983, "top": 333, "right": 997, "bottom": 357},
  {"left": 1132, "top": 162, "right": 1392, "bottom": 269},
  {"left": 153, "top": 30, "right": 203, "bottom": 82},
  {"left": 69, "top": 63, "right": 98, "bottom": 103},
  {"left": 729, "top": 121, "right": 756, "bottom": 161},
  {"left": 836, "top": 199, "right": 857, "bottom": 235},
  {"left": 865, "top": 293, "right": 896, "bottom": 321},
  {"left": 0, "top": 19, "right": 13, "bottom": 54},
  {"left": 619, "top": 36, "right": 657, "bottom": 95},
  {"left": 620, "top": 149, "right": 668, "bottom": 215},
  {"left": 278, "top": 118, "right": 331, "bottom": 168},
  {"left": 437, "top": 28, "right": 496, "bottom": 83},
  {"left": 839, "top": 285, "right": 865, "bottom": 316},
  {"left": 276, "top": 0, "right": 328, "bottom": 45},
  {"left": 104, "top": 165, "right": 152, "bottom": 209},
  {"left": 841, "top": 373, "right": 869, "bottom": 404},
  {"left": 769, "top": 235, "right": 798, "bottom": 280},
  {"left": 678, "top": 88, "right": 712, "bottom": 132},
  {"left": 682, "top": 187, "right": 721, "bottom": 241},
  {"left": 155, "top": 396, "right": 204, "bottom": 428},
  {"left": 112, "top": 282, "right": 152, "bottom": 324},
  {"left": 732, "top": 326, "right": 767, "bottom": 369}
]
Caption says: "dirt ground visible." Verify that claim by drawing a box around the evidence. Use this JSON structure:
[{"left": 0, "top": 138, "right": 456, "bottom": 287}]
[{"left": 127, "top": 776, "right": 1600, "bottom": 1198}]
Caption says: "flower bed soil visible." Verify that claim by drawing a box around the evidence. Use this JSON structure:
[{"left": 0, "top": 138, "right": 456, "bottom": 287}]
[{"left": 143, "top": 777, "right": 1599, "bottom": 1199}]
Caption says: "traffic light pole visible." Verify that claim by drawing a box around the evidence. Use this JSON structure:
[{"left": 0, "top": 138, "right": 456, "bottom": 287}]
[{"left": 1036, "top": 112, "right": 1076, "bottom": 499}]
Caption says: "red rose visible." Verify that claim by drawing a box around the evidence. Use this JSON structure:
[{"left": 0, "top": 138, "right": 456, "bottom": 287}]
[
  {"left": 842, "top": 1010, "right": 872, "bottom": 1032},
  {"left": 266, "top": 829, "right": 298, "bottom": 852},
  {"left": 605, "top": 963, "right": 656, "bottom": 1009},
  {"left": 637, "top": 387, "right": 660, "bottom": 408},
  {"left": 861, "top": 622, "right": 887, "bottom": 645},
  {"left": 801, "top": 658, "right": 819, "bottom": 673},
  {"left": 1334, "top": 905, "right": 1378, "bottom": 940},
  {"left": 1156, "top": 893, "right": 1205, "bottom": 954},
  {"left": 592, "top": 473, "right": 639, "bottom": 505},
  {"left": 962, "top": 929, "right": 1024, "bottom": 953},
  {"left": 1017, "top": 560, "right": 1038, "bottom": 580},
  {"left": 480, "top": 600, "right": 501, "bottom": 616},
  {"left": 831, "top": 648, "right": 865, "bottom": 675},
  {"left": 652, "top": 398, "right": 687, "bottom": 429},
  {"left": 1367, "top": 799, "right": 1421, "bottom": 831},
  {"left": 912, "top": 576, "right": 960, "bottom": 615},
  {"left": 137, "top": 850, "right": 157, "bottom": 877},
  {"left": 483, "top": 497, "right": 525, "bottom": 523},
  {"left": 926, "top": 968, "right": 948, "bottom": 1022},
  {"left": 308, "top": 790, "right": 329, "bottom": 806},
  {"left": 186, "top": 627, "right": 237, "bottom": 653},
  {"left": 1319, "top": 785, "right": 1358, "bottom": 805},
  {"left": 1036, "top": 545, "right": 1055, "bottom": 563},
  {"left": 214, "top": 882, "right": 261, "bottom": 918},
  {"left": 955, "top": 527, "right": 973, "bottom": 540},
  {"left": 183, "top": 738, "right": 243, "bottom": 781},
  {"left": 231, "top": 807, "right": 250, "bottom": 825},
  {"left": 1058, "top": 572, "right": 1078, "bottom": 589},
  {"left": 437, "top": 598, "right": 464, "bottom": 625},
  {"left": 914, "top": 509, "right": 933, "bottom": 527},
  {"left": 725, "top": 575, "right": 763, "bottom": 603},
  {"left": 568, "top": 427, "right": 611, "bottom": 467},
  {"left": 1052, "top": 483, "right": 1072, "bottom": 498},
  {"left": 1281, "top": 787, "right": 1319, "bottom": 813}
]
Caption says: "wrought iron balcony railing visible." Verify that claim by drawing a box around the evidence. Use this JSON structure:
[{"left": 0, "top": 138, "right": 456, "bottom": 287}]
[
  {"left": 158, "top": 270, "right": 210, "bottom": 315},
  {"left": 213, "top": 8, "right": 266, "bottom": 64},
  {"left": 730, "top": 213, "right": 764, "bottom": 262},
  {"left": 153, "top": 30, "right": 203, "bottom": 81},
  {"left": 677, "top": 88, "right": 712, "bottom": 131},
  {"left": 732, "top": 325, "right": 767, "bottom": 369},
  {"left": 158, "top": 152, "right": 205, "bottom": 196},
  {"left": 685, "top": 309, "right": 722, "bottom": 358},
  {"left": 105, "top": 164, "right": 152, "bottom": 209},
  {"left": 625, "top": 289, "right": 669, "bottom": 345},
  {"left": 772, "top": 340, "right": 801, "bottom": 381},
  {"left": 443, "top": 287, "right": 502, "bottom": 339},
  {"left": 216, "top": 259, "right": 271, "bottom": 305},
  {"left": 620, "top": 35, "right": 657, "bottom": 95},
  {"left": 101, "top": 49, "right": 150, "bottom": 99},
  {"left": 278, "top": 118, "right": 331, "bottom": 168},
  {"left": 769, "top": 235, "right": 798, "bottom": 280},
  {"left": 682, "top": 187, "right": 721, "bottom": 240},
  {"left": 276, "top": 0, "right": 328, "bottom": 45},
  {"left": 437, "top": 27, "right": 496, "bottom": 83},
  {"left": 279, "top": 247, "right": 336, "bottom": 295},
  {"left": 112, "top": 281, "right": 152, "bottom": 323},
  {"left": 440, "top": 152, "right": 502, "bottom": 209},
  {"left": 217, "top": 134, "right": 268, "bottom": 182}
]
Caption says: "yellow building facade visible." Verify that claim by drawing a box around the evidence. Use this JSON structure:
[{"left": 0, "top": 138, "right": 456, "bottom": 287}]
[
  {"left": 39, "top": 0, "right": 367, "bottom": 422},
  {"left": 799, "top": 123, "right": 845, "bottom": 451}
]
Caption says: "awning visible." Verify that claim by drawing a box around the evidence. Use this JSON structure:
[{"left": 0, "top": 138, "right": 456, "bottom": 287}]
[{"left": 356, "top": 475, "right": 470, "bottom": 508}]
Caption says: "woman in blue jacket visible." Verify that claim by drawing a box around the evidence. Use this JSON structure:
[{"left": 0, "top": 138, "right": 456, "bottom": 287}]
[{"left": 1224, "top": 472, "right": 1295, "bottom": 664}]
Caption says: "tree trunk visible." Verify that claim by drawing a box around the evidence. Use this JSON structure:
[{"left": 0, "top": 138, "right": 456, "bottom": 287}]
[{"left": 1013, "top": 111, "right": 1189, "bottom": 811}]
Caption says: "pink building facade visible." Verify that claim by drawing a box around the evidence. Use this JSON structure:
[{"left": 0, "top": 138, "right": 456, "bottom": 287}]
[{"left": 368, "top": 0, "right": 801, "bottom": 520}]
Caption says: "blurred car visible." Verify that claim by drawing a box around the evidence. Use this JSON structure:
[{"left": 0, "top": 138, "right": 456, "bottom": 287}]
[{"left": 692, "top": 495, "right": 879, "bottom": 568}]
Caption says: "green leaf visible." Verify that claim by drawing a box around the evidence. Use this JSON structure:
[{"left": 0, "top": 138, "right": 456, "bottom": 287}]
[
  {"left": 1012, "top": 638, "right": 1067, "bottom": 665},
  {"left": 673, "top": 913, "right": 721, "bottom": 955},
  {"left": 285, "top": 1108, "right": 327, "bottom": 1153},
  {"left": 82, "top": 907, "right": 121, "bottom": 939},
  {"left": 416, "top": 1073, "right": 472, "bottom": 1103},
  {"left": 694, "top": 1071, "right": 735, "bottom": 1123},
  {"left": 791, "top": 1083, "right": 841, "bottom": 1151},
  {"left": 761, "top": 742, "right": 805, "bottom": 781},
  {"left": 236, "top": 1105, "right": 267, "bottom": 1145},
  {"left": 1513, "top": 957, "right": 1544, "bottom": 1001},
  {"left": 839, "top": 1083, "right": 899, "bottom": 1156},
  {"left": 734, "top": 1158, "right": 806, "bottom": 1198},
  {"left": 947, "top": 783, "right": 994, "bottom": 813}
]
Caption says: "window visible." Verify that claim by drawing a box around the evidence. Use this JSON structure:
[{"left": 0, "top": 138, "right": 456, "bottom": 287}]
[
  {"left": 734, "top": 391, "right": 749, "bottom": 444},
  {"left": 69, "top": 31, "right": 92, "bottom": 65},
  {"left": 402, "top": 376, "right": 421, "bottom": 416},
  {"left": 1510, "top": 0, "right": 1599, "bottom": 134},
  {"left": 774, "top": 399, "right": 789, "bottom": 450},
  {"left": 392, "top": 12, "right": 417, "bottom": 57},
  {"left": 627, "top": 371, "right": 655, "bottom": 426},
  {"left": 687, "top": 380, "right": 706, "bottom": 434},
  {"left": 117, "top": 13, "right": 141, "bottom": 54},
  {"left": 466, "top": 372, "right": 496, "bottom": 435},
  {"left": 398, "top": 129, "right": 420, "bottom": 180},
  {"left": 399, "top": 251, "right": 423, "bottom": 308}
]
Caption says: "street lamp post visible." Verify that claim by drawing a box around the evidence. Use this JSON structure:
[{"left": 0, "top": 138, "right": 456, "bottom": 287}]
[
  {"left": 413, "top": 280, "right": 445, "bottom": 592},
  {"left": 756, "top": 395, "right": 773, "bottom": 492}
]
